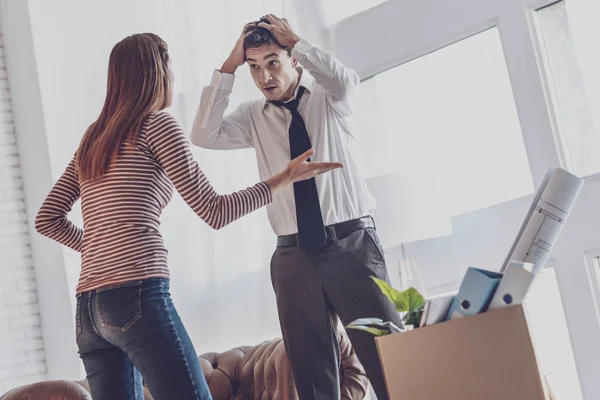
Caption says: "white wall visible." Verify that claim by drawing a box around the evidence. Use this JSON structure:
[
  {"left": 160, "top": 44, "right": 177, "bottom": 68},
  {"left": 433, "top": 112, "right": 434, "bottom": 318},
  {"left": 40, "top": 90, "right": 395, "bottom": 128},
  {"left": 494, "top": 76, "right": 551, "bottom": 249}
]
[
  {"left": 0, "top": 22, "right": 48, "bottom": 392},
  {"left": 330, "top": 0, "right": 600, "bottom": 398},
  {"left": 0, "top": 0, "right": 80, "bottom": 381}
]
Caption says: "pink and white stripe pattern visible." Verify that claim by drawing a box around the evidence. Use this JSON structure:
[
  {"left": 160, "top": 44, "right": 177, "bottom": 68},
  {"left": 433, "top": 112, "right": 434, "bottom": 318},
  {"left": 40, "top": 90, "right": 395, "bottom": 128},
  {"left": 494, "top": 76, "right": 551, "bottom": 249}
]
[{"left": 36, "top": 111, "right": 271, "bottom": 293}]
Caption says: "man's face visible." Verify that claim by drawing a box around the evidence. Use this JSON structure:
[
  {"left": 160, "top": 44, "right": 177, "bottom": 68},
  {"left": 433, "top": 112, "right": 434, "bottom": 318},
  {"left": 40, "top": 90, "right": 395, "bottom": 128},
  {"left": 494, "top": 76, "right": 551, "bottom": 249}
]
[{"left": 246, "top": 44, "right": 298, "bottom": 102}]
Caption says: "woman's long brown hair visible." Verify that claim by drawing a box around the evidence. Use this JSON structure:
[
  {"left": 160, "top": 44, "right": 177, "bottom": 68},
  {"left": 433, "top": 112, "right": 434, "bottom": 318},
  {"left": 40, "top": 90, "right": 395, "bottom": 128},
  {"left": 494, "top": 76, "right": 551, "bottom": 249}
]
[{"left": 76, "top": 33, "right": 172, "bottom": 181}]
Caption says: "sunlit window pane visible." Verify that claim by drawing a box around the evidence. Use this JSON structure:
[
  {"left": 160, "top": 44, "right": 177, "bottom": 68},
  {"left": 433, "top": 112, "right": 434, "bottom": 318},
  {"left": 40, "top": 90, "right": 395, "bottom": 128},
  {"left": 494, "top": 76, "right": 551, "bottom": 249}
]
[{"left": 356, "top": 28, "right": 533, "bottom": 217}]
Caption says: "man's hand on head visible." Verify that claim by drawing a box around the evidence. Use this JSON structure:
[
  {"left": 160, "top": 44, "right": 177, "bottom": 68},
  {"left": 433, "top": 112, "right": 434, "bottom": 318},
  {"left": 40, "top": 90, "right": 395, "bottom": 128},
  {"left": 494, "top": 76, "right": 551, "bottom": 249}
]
[
  {"left": 221, "top": 21, "right": 257, "bottom": 74},
  {"left": 258, "top": 14, "right": 301, "bottom": 49}
]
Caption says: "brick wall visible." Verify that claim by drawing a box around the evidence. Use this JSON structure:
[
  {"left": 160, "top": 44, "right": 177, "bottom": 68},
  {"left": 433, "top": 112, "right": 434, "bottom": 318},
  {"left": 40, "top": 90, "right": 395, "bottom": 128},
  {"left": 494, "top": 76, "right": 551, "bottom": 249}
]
[{"left": 0, "top": 29, "right": 47, "bottom": 393}]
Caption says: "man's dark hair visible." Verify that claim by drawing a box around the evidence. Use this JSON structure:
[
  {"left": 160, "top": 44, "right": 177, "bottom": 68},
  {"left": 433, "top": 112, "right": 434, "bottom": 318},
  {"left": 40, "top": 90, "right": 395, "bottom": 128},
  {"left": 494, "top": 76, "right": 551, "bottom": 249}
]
[{"left": 243, "top": 20, "right": 292, "bottom": 56}]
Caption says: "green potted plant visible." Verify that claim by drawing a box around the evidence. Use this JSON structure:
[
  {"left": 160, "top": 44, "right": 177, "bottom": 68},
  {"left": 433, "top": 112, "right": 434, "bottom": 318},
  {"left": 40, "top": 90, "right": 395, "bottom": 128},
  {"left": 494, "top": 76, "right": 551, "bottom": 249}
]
[{"left": 346, "top": 277, "right": 425, "bottom": 335}]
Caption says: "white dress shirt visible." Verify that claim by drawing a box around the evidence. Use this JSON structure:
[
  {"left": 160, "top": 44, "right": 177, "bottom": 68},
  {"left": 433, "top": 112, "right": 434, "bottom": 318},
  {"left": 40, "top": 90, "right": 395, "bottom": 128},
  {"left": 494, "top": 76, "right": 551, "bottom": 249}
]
[{"left": 191, "top": 39, "right": 375, "bottom": 236}]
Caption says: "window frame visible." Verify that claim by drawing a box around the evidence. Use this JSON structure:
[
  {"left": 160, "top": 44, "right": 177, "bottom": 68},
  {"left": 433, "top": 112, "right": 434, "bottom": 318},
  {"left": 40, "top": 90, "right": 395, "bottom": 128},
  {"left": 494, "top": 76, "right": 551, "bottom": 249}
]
[{"left": 529, "top": 0, "right": 600, "bottom": 178}]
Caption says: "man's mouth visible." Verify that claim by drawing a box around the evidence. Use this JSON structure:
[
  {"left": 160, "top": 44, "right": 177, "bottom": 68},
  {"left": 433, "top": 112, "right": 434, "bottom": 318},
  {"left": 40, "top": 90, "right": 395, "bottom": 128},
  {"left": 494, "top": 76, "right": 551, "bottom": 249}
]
[{"left": 263, "top": 86, "right": 277, "bottom": 93}]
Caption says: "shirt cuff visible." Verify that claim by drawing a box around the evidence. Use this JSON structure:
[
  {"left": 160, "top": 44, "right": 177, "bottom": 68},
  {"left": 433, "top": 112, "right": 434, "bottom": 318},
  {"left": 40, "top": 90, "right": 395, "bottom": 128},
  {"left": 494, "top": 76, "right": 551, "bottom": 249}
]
[
  {"left": 210, "top": 69, "right": 236, "bottom": 91},
  {"left": 291, "top": 38, "right": 314, "bottom": 57}
]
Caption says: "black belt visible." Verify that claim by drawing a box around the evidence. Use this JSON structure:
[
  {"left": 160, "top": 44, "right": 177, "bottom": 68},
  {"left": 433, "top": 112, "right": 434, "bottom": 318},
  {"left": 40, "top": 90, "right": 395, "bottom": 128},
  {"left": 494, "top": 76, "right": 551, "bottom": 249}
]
[{"left": 277, "top": 216, "right": 375, "bottom": 247}]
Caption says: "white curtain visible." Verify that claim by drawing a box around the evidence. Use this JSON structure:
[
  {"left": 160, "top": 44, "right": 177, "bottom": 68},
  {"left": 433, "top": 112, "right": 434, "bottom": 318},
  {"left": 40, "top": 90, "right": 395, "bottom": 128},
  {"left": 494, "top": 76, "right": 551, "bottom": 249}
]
[{"left": 154, "top": 0, "right": 297, "bottom": 353}]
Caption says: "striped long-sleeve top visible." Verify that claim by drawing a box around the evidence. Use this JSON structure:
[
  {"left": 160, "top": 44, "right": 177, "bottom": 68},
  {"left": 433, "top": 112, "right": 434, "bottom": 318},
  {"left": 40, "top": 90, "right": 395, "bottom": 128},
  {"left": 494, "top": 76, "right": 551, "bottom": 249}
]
[{"left": 35, "top": 111, "right": 272, "bottom": 293}]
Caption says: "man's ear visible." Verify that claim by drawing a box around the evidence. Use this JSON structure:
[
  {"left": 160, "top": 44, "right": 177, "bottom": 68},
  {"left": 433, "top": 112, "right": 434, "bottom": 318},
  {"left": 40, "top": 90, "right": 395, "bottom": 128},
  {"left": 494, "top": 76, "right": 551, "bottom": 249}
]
[{"left": 292, "top": 57, "right": 298, "bottom": 67}]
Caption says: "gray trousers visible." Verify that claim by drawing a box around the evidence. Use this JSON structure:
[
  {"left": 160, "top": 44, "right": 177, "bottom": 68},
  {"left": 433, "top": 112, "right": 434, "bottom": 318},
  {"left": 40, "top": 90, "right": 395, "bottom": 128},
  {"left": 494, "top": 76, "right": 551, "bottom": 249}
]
[{"left": 270, "top": 223, "right": 402, "bottom": 400}]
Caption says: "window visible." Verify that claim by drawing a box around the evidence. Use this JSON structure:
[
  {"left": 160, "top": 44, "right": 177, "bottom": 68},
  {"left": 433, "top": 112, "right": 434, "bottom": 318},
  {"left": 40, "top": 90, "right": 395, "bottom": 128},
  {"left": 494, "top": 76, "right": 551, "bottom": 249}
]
[
  {"left": 534, "top": 0, "right": 600, "bottom": 177},
  {"left": 356, "top": 27, "right": 534, "bottom": 217}
]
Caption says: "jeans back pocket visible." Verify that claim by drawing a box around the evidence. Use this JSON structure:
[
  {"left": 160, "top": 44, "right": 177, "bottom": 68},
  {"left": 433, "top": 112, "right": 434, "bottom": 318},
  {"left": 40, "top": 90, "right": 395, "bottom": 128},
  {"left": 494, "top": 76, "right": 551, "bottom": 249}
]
[{"left": 96, "top": 281, "right": 142, "bottom": 332}]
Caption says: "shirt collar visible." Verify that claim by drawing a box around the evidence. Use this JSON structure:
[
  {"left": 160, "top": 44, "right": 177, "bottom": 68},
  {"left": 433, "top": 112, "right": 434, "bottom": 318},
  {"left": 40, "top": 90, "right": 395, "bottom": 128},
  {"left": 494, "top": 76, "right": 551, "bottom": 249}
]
[{"left": 262, "top": 68, "right": 316, "bottom": 112}]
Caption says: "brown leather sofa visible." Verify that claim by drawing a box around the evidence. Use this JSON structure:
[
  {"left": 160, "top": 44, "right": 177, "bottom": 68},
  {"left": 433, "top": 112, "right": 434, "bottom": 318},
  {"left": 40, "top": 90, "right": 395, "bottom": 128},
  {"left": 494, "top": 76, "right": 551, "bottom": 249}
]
[{"left": 1, "top": 331, "right": 369, "bottom": 400}]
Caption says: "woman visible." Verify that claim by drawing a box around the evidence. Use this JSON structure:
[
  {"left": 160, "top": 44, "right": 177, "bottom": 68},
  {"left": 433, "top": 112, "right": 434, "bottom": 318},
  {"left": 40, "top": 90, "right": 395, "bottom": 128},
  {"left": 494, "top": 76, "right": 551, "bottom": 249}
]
[{"left": 35, "top": 33, "right": 341, "bottom": 400}]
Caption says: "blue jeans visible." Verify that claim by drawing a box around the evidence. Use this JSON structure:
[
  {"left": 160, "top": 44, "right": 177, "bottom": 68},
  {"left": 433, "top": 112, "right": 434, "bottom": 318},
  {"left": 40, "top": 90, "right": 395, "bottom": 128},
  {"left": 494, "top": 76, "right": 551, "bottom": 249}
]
[{"left": 75, "top": 278, "right": 212, "bottom": 400}]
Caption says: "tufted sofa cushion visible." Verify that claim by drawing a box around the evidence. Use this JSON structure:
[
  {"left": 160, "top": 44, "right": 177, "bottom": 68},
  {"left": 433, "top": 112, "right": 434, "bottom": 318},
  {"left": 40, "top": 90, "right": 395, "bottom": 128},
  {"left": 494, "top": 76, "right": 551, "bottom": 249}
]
[
  {"left": 0, "top": 380, "right": 91, "bottom": 400},
  {"left": 1, "top": 330, "right": 368, "bottom": 400},
  {"left": 199, "top": 331, "right": 368, "bottom": 400},
  {"left": 199, "top": 346, "right": 253, "bottom": 399}
]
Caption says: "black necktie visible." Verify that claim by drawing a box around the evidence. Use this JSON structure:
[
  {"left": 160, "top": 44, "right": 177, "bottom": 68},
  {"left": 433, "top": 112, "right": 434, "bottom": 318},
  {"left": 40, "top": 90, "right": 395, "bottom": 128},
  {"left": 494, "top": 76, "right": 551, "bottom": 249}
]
[{"left": 272, "top": 87, "right": 326, "bottom": 254}]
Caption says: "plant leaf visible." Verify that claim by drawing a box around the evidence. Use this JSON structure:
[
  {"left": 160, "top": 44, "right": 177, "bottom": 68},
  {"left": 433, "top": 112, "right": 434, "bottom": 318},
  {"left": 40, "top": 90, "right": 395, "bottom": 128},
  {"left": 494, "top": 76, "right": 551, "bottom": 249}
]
[
  {"left": 347, "top": 326, "right": 387, "bottom": 336},
  {"left": 371, "top": 277, "right": 408, "bottom": 312},
  {"left": 403, "top": 304, "right": 425, "bottom": 326},
  {"left": 403, "top": 287, "right": 425, "bottom": 311}
]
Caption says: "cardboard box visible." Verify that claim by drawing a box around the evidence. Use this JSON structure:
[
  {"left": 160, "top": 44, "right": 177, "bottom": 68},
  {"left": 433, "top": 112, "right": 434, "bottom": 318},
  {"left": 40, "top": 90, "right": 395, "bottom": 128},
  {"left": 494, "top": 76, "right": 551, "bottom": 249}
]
[{"left": 375, "top": 305, "right": 546, "bottom": 400}]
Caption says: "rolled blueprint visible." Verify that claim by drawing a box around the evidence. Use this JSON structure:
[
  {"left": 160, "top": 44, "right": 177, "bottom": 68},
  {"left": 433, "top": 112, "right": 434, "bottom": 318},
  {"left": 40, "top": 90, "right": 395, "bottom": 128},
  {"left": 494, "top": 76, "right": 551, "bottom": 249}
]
[{"left": 501, "top": 168, "right": 584, "bottom": 272}]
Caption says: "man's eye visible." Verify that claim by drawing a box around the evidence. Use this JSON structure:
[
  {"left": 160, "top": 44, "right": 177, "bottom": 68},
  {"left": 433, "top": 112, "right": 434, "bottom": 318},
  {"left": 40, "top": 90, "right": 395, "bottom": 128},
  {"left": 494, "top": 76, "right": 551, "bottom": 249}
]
[
  {"left": 269, "top": 61, "right": 278, "bottom": 66},
  {"left": 250, "top": 64, "right": 258, "bottom": 69}
]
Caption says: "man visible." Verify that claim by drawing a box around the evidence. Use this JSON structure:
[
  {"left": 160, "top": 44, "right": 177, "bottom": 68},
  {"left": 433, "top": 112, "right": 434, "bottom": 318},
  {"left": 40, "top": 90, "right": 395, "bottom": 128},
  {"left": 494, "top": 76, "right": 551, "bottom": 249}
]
[{"left": 191, "top": 14, "right": 402, "bottom": 400}]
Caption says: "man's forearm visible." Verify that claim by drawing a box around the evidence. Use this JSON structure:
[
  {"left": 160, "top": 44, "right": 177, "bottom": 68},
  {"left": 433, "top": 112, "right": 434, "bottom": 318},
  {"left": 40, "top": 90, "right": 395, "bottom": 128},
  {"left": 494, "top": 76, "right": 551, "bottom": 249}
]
[
  {"left": 220, "top": 59, "right": 239, "bottom": 75},
  {"left": 190, "top": 71, "right": 254, "bottom": 150}
]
